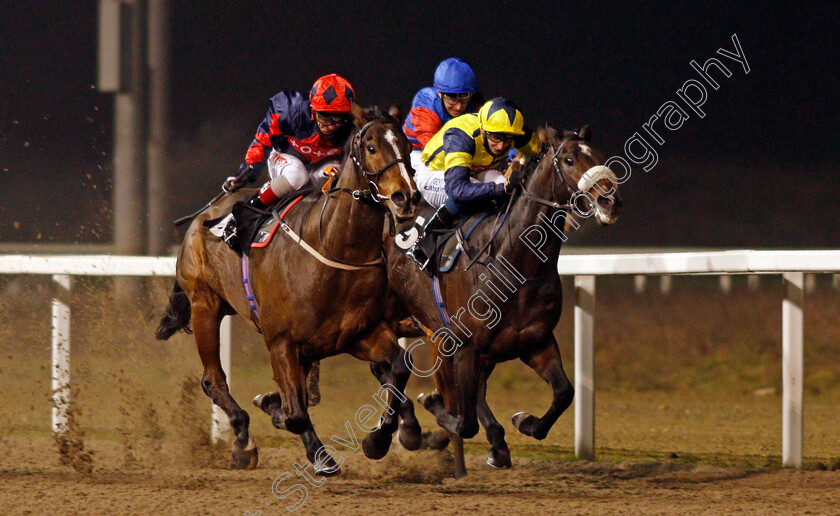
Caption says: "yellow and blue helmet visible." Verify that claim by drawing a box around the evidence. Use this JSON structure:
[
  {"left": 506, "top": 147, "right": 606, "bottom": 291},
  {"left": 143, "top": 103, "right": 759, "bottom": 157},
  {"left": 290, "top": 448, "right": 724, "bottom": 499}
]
[{"left": 478, "top": 98, "right": 525, "bottom": 135}]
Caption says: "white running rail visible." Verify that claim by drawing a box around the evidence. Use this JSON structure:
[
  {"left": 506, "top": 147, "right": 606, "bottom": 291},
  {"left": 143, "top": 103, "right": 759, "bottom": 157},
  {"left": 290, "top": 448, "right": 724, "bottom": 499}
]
[
  {"left": 0, "top": 255, "right": 232, "bottom": 441},
  {"left": 3, "top": 250, "right": 840, "bottom": 465},
  {"left": 557, "top": 249, "right": 840, "bottom": 468}
]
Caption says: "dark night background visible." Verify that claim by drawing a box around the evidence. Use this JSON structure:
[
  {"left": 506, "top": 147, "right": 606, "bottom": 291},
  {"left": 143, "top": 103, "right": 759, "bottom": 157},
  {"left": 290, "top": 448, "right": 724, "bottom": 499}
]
[{"left": 1, "top": 1, "right": 838, "bottom": 249}]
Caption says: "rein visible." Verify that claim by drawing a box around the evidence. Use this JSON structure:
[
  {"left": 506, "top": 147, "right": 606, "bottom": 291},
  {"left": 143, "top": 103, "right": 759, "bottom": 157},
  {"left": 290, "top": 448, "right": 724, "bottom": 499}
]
[
  {"left": 519, "top": 141, "right": 579, "bottom": 211},
  {"left": 462, "top": 139, "right": 582, "bottom": 269},
  {"left": 313, "top": 119, "right": 408, "bottom": 269}
]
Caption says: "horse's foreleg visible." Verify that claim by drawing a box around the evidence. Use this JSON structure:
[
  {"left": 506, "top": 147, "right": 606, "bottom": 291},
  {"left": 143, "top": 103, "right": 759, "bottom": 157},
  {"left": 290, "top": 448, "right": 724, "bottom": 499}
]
[
  {"left": 349, "top": 323, "right": 412, "bottom": 460},
  {"left": 369, "top": 359, "right": 422, "bottom": 452},
  {"left": 512, "top": 338, "right": 574, "bottom": 440},
  {"left": 261, "top": 339, "right": 340, "bottom": 476},
  {"left": 476, "top": 368, "right": 511, "bottom": 469},
  {"left": 191, "top": 289, "right": 256, "bottom": 469}
]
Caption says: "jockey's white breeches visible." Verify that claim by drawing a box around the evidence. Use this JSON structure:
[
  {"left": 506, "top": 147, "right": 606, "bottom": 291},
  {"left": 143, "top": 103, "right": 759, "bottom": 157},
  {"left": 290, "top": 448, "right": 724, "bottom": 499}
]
[{"left": 411, "top": 150, "right": 506, "bottom": 208}]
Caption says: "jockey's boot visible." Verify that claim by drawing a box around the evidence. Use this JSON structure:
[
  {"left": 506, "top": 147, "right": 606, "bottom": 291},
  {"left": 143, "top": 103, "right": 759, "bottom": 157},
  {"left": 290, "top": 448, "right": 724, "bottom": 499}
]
[
  {"left": 246, "top": 176, "right": 295, "bottom": 212},
  {"left": 244, "top": 193, "right": 269, "bottom": 211},
  {"left": 406, "top": 204, "right": 456, "bottom": 272}
]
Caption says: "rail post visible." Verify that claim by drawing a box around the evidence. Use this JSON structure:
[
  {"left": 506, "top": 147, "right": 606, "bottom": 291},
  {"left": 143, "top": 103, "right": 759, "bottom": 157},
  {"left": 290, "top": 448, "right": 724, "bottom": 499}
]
[
  {"left": 782, "top": 272, "right": 804, "bottom": 468},
  {"left": 51, "top": 274, "right": 72, "bottom": 435},
  {"left": 211, "top": 316, "right": 233, "bottom": 442},
  {"left": 574, "top": 275, "right": 596, "bottom": 460}
]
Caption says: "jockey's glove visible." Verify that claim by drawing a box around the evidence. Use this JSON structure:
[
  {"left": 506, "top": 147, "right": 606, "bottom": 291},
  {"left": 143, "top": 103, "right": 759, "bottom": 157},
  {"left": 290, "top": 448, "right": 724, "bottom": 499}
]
[
  {"left": 223, "top": 164, "right": 260, "bottom": 193},
  {"left": 503, "top": 161, "right": 526, "bottom": 194}
]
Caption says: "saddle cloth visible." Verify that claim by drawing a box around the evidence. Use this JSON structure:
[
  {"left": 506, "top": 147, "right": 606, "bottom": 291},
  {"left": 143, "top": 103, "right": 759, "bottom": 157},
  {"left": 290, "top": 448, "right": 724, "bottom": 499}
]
[
  {"left": 204, "top": 187, "right": 315, "bottom": 257},
  {"left": 393, "top": 206, "right": 490, "bottom": 274}
]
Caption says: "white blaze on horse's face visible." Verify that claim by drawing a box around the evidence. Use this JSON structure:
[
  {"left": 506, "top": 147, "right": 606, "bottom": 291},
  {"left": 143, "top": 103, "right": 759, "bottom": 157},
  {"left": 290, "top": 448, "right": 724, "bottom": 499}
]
[{"left": 385, "top": 129, "right": 415, "bottom": 193}]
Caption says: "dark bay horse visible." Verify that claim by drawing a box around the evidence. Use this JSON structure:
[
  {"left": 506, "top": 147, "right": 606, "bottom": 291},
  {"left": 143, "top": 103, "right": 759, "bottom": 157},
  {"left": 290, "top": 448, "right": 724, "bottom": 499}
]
[
  {"left": 157, "top": 107, "right": 423, "bottom": 474},
  {"left": 386, "top": 125, "right": 622, "bottom": 476}
]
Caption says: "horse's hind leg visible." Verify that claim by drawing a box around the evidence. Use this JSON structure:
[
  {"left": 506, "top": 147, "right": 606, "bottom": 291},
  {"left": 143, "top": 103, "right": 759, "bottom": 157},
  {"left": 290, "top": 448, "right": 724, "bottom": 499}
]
[
  {"left": 512, "top": 337, "right": 574, "bottom": 440},
  {"left": 476, "top": 368, "right": 512, "bottom": 468},
  {"left": 191, "top": 286, "right": 257, "bottom": 469}
]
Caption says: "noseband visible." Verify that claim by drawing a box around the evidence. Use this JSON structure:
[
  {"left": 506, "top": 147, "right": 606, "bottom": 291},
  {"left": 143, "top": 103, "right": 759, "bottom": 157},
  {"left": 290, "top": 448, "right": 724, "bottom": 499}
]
[{"left": 347, "top": 120, "right": 409, "bottom": 203}]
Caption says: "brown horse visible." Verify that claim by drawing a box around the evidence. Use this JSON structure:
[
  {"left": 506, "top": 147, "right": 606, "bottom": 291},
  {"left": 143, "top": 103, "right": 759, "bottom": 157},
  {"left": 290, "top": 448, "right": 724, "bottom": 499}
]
[
  {"left": 386, "top": 125, "right": 622, "bottom": 476},
  {"left": 157, "top": 107, "right": 423, "bottom": 474}
]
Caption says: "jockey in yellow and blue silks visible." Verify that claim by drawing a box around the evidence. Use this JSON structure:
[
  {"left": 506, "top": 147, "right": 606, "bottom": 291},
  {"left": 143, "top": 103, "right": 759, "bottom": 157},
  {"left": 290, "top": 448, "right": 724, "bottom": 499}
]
[
  {"left": 406, "top": 98, "right": 543, "bottom": 270},
  {"left": 415, "top": 97, "right": 542, "bottom": 210},
  {"left": 403, "top": 58, "right": 480, "bottom": 151}
]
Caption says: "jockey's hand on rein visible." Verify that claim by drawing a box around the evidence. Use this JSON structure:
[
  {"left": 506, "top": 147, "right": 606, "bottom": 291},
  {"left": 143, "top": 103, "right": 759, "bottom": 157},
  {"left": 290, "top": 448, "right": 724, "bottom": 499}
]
[
  {"left": 504, "top": 161, "right": 526, "bottom": 194},
  {"left": 223, "top": 164, "right": 258, "bottom": 193}
]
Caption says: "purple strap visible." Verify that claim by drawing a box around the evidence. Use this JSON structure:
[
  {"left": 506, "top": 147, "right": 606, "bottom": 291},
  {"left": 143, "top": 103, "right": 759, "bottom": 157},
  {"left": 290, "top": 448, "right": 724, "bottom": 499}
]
[
  {"left": 432, "top": 275, "right": 451, "bottom": 330},
  {"left": 241, "top": 254, "right": 260, "bottom": 323}
]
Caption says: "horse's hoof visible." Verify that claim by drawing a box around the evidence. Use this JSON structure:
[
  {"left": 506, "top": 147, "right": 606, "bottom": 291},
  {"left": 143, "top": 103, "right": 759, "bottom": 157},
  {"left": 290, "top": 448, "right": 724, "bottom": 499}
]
[
  {"left": 362, "top": 430, "right": 392, "bottom": 460},
  {"left": 512, "top": 412, "right": 541, "bottom": 438},
  {"left": 397, "top": 424, "right": 422, "bottom": 451},
  {"left": 313, "top": 456, "right": 342, "bottom": 477},
  {"left": 313, "top": 464, "right": 341, "bottom": 477},
  {"left": 417, "top": 390, "right": 441, "bottom": 411},
  {"left": 419, "top": 430, "right": 451, "bottom": 450},
  {"left": 486, "top": 447, "right": 512, "bottom": 469},
  {"left": 252, "top": 394, "right": 262, "bottom": 408},
  {"left": 231, "top": 436, "right": 258, "bottom": 470}
]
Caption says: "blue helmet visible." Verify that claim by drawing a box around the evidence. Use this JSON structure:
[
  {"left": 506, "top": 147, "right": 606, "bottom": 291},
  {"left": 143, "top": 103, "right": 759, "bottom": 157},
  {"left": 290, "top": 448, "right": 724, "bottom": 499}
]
[{"left": 433, "top": 58, "right": 478, "bottom": 94}]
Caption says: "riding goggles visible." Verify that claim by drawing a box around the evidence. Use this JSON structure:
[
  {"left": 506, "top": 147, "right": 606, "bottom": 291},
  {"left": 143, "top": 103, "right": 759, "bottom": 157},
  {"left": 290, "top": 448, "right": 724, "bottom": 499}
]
[
  {"left": 315, "top": 112, "right": 351, "bottom": 126},
  {"left": 484, "top": 131, "right": 517, "bottom": 145},
  {"left": 441, "top": 92, "right": 474, "bottom": 102}
]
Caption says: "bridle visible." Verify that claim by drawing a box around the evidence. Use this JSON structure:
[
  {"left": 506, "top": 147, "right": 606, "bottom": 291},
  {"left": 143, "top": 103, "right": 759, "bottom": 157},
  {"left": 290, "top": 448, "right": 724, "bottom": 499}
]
[
  {"left": 519, "top": 137, "right": 583, "bottom": 211},
  {"left": 315, "top": 118, "right": 410, "bottom": 267},
  {"left": 324, "top": 120, "right": 410, "bottom": 204}
]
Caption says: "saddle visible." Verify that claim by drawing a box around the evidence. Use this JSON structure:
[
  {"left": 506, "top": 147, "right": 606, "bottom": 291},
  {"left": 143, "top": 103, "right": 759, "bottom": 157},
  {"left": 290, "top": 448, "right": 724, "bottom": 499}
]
[
  {"left": 393, "top": 206, "right": 492, "bottom": 274},
  {"left": 205, "top": 187, "right": 315, "bottom": 257}
]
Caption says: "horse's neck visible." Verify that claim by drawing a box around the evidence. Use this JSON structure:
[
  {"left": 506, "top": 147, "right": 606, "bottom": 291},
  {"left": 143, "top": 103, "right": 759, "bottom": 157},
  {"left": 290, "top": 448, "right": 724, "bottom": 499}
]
[
  {"left": 497, "top": 157, "right": 569, "bottom": 278},
  {"left": 319, "top": 160, "right": 383, "bottom": 260}
]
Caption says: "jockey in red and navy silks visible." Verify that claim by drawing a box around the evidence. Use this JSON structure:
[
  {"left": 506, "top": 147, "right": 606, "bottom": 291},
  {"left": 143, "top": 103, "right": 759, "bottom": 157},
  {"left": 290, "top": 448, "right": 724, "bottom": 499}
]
[
  {"left": 402, "top": 58, "right": 479, "bottom": 151},
  {"left": 223, "top": 74, "right": 355, "bottom": 211}
]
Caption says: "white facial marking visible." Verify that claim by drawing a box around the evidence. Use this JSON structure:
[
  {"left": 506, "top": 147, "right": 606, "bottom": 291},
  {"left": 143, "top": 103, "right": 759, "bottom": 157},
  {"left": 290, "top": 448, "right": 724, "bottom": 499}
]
[
  {"left": 385, "top": 129, "right": 414, "bottom": 191},
  {"left": 579, "top": 144, "right": 592, "bottom": 156}
]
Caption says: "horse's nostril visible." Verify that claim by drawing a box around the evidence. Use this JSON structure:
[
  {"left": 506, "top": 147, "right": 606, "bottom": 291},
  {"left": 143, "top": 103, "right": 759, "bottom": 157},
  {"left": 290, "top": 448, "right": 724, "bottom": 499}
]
[
  {"left": 411, "top": 191, "right": 422, "bottom": 205},
  {"left": 598, "top": 195, "right": 616, "bottom": 207}
]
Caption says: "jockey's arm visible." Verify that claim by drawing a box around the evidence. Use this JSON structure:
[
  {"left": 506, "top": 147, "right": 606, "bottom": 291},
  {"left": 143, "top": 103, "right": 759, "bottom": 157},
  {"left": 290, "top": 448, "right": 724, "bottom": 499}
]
[
  {"left": 408, "top": 106, "right": 443, "bottom": 148},
  {"left": 239, "top": 91, "right": 294, "bottom": 183},
  {"left": 442, "top": 128, "right": 505, "bottom": 203}
]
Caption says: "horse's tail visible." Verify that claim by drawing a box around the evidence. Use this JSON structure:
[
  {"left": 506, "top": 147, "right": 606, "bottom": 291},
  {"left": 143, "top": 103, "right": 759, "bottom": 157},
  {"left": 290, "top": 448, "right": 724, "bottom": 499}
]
[{"left": 156, "top": 280, "right": 192, "bottom": 340}]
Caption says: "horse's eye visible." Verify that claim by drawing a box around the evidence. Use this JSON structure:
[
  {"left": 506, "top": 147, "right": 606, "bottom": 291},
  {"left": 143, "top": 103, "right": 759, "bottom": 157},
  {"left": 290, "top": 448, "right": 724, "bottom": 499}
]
[
  {"left": 367, "top": 145, "right": 376, "bottom": 154},
  {"left": 564, "top": 157, "right": 574, "bottom": 166}
]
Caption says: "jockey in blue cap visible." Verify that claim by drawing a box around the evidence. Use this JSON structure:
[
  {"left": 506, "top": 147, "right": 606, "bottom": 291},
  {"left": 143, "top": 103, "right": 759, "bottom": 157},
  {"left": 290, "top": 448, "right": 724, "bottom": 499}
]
[{"left": 403, "top": 58, "right": 482, "bottom": 210}]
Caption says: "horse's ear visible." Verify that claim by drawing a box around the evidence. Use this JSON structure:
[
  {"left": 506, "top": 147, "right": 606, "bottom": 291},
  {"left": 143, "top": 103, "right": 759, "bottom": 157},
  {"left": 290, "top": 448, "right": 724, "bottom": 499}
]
[
  {"left": 544, "top": 125, "right": 559, "bottom": 143},
  {"left": 388, "top": 104, "right": 405, "bottom": 126},
  {"left": 578, "top": 124, "right": 592, "bottom": 141},
  {"left": 538, "top": 127, "right": 547, "bottom": 144},
  {"left": 351, "top": 102, "right": 373, "bottom": 128}
]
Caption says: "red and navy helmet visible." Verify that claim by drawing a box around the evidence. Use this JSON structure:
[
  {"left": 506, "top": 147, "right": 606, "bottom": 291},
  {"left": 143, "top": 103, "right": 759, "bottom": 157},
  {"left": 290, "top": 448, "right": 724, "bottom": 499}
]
[{"left": 310, "top": 74, "right": 355, "bottom": 113}]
